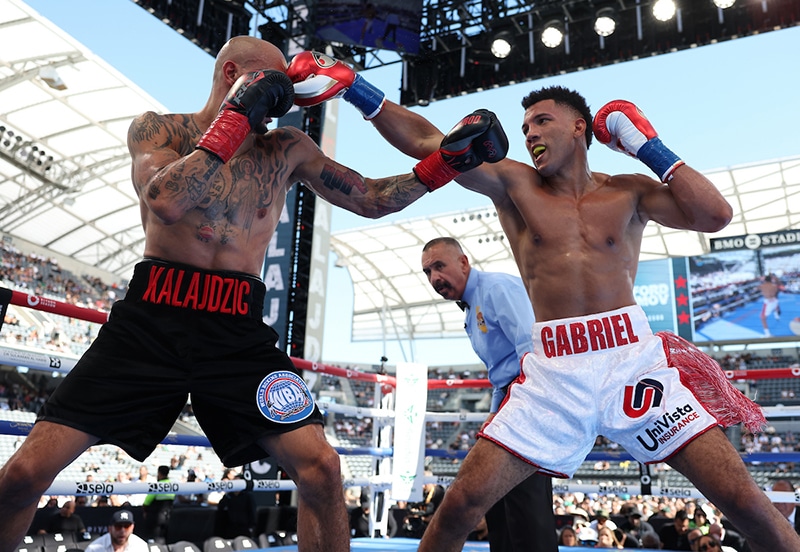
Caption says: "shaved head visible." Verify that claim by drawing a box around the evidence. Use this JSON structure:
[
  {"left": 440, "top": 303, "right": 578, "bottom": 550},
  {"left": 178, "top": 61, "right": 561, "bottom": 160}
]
[{"left": 214, "top": 36, "right": 287, "bottom": 83}]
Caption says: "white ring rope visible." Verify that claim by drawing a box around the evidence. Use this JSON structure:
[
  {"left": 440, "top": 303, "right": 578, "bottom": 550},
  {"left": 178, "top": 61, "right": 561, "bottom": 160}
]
[
  {"left": 322, "top": 403, "right": 394, "bottom": 420},
  {"left": 41, "top": 475, "right": 800, "bottom": 505},
  {"left": 322, "top": 402, "right": 486, "bottom": 423}
]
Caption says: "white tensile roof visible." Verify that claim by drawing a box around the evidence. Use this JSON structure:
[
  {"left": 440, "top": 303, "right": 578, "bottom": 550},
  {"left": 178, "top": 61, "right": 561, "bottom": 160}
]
[{"left": 0, "top": 0, "right": 166, "bottom": 279}]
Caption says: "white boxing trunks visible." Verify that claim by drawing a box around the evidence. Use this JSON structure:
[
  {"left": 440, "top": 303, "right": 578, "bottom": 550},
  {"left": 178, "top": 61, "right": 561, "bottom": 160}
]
[
  {"left": 762, "top": 297, "right": 780, "bottom": 317},
  {"left": 479, "top": 305, "right": 765, "bottom": 478}
]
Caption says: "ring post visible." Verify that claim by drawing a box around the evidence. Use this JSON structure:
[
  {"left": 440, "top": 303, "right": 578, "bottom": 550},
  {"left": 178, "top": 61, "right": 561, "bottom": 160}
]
[{"left": 391, "top": 362, "right": 428, "bottom": 503}]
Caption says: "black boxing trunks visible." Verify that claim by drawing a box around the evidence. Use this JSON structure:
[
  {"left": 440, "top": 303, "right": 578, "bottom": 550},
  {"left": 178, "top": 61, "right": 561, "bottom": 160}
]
[{"left": 38, "top": 258, "right": 322, "bottom": 466}]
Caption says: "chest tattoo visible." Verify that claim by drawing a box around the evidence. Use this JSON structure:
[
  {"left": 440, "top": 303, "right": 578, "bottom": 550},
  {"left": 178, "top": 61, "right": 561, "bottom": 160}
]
[{"left": 190, "top": 129, "right": 300, "bottom": 244}]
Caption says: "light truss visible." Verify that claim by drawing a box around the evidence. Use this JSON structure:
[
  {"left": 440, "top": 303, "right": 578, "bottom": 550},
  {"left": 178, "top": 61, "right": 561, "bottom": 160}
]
[{"left": 134, "top": 1, "right": 800, "bottom": 105}]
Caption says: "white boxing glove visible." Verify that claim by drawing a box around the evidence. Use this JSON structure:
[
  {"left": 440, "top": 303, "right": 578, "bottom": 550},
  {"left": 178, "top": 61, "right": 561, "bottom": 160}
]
[{"left": 593, "top": 100, "right": 684, "bottom": 182}]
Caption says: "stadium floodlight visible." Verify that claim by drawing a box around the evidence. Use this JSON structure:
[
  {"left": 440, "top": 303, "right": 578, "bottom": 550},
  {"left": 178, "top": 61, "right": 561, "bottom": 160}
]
[
  {"left": 713, "top": 0, "right": 735, "bottom": 7},
  {"left": 594, "top": 7, "right": 617, "bottom": 37},
  {"left": 541, "top": 20, "right": 564, "bottom": 48},
  {"left": 490, "top": 31, "right": 514, "bottom": 59},
  {"left": 652, "top": 0, "right": 677, "bottom": 21}
]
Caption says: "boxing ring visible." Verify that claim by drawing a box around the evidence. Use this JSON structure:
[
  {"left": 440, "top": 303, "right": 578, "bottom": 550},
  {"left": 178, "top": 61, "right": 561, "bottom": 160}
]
[{"left": 3, "top": 286, "right": 800, "bottom": 551}]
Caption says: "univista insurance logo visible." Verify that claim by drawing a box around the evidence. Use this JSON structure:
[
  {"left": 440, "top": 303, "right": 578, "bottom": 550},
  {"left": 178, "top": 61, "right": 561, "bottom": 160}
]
[
  {"left": 635, "top": 403, "right": 700, "bottom": 452},
  {"left": 624, "top": 377, "right": 702, "bottom": 452}
]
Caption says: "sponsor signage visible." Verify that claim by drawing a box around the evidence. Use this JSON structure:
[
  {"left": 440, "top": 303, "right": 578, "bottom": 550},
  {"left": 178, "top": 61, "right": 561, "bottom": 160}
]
[
  {"left": 633, "top": 258, "right": 681, "bottom": 335},
  {"left": 710, "top": 229, "right": 800, "bottom": 251},
  {"left": 634, "top": 403, "right": 700, "bottom": 452},
  {"left": 262, "top": 199, "right": 293, "bottom": 345}
]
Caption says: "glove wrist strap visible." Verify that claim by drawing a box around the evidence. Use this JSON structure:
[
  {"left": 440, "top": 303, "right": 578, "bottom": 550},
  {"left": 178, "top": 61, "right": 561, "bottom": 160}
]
[
  {"left": 343, "top": 74, "right": 386, "bottom": 120},
  {"left": 637, "top": 137, "right": 684, "bottom": 182},
  {"left": 413, "top": 153, "right": 459, "bottom": 191},
  {"left": 196, "top": 110, "right": 250, "bottom": 163}
]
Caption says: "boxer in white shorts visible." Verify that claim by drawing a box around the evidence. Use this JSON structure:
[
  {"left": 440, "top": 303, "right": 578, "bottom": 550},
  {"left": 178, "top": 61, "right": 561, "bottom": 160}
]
[
  {"left": 295, "top": 69, "right": 800, "bottom": 549},
  {"left": 481, "top": 305, "right": 765, "bottom": 478}
]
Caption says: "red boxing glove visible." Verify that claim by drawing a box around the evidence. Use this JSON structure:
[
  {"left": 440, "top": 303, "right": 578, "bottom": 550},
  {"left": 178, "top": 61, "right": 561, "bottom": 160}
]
[
  {"left": 287, "top": 51, "right": 386, "bottom": 119},
  {"left": 287, "top": 51, "right": 354, "bottom": 106},
  {"left": 593, "top": 100, "right": 684, "bottom": 182},
  {"left": 196, "top": 70, "right": 295, "bottom": 163},
  {"left": 414, "top": 109, "right": 508, "bottom": 191}
]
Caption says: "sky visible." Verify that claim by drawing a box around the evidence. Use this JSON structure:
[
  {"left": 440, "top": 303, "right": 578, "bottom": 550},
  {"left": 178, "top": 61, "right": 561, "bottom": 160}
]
[{"left": 22, "top": 0, "right": 800, "bottom": 367}]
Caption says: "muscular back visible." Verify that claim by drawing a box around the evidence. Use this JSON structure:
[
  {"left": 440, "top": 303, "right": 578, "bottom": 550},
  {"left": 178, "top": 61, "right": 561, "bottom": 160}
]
[{"left": 128, "top": 111, "right": 304, "bottom": 276}]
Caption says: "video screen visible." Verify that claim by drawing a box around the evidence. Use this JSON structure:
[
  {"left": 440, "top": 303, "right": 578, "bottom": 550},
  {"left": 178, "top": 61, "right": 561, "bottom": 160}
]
[
  {"left": 315, "top": 0, "right": 423, "bottom": 54},
  {"left": 689, "top": 245, "right": 800, "bottom": 343},
  {"left": 633, "top": 258, "right": 679, "bottom": 335}
]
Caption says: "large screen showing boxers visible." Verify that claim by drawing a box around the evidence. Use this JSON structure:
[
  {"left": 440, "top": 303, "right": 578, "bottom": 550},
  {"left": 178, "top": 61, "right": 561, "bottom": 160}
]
[
  {"left": 634, "top": 230, "right": 800, "bottom": 345},
  {"left": 690, "top": 232, "right": 800, "bottom": 343}
]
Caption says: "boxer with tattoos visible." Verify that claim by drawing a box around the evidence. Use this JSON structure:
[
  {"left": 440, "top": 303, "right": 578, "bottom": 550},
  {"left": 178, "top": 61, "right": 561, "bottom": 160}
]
[{"left": 0, "top": 36, "right": 506, "bottom": 552}]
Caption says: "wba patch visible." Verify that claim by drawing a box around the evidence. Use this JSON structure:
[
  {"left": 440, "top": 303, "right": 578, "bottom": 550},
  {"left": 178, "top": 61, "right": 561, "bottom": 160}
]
[{"left": 256, "top": 371, "right": 315, "bottom": 423}]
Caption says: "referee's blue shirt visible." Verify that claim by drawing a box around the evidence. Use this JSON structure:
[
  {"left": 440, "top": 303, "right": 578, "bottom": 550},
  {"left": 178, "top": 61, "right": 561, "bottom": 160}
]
[{"left": 460, "top": 268, "right": 535, "bottom": 412}]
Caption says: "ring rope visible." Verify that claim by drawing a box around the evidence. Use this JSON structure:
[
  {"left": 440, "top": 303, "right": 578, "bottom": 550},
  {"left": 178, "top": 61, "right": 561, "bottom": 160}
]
[
  {"left": 0, "top": 420, "right": 392, "bottom": 458},
  {"left": 4, "top": 418, "right": 799, "bottom": 479},
  {"left": 427, "top": 379, "right": 492, "bottom": 389},
  {"left": 34, "top": 473, "right": 800, "bottom": 505},
  {"left": 7, "top": 288, "right": 109, "bottom": 325},
  {"left": 322, "top": 403, "right": 394, "bottom": 420},
  {"left": 44, "top": 476, "right": 395, "bottom": 497},
  {"left": 10, "top": 286, "right": 800, "bottom": 383}
]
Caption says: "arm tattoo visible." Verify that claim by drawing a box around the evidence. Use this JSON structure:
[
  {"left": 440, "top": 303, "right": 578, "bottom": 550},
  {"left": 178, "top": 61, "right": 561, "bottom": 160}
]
[
  {"left": 202, "top": 154, "right": 224, "bottom": 178},
  {"left": 185, "top": 174, "right": 208, "bottom": 202},
  {"left": 148, "top": 183, "right": 160, "bottom": 200},
  {"left": 130, "top": 112, "right": 162, "bottom": 144},
  {"left": 373, "top": 174, "right": 420, "bottom": 215},
  {"left": 151, "top": 156, "right": 219, "bottom": 209},
  {"left": 258, "top": 142, "right": 294, "bottom": 207},
  {"left": 319, "top": 163, "right": 367, "bottom": 195}
]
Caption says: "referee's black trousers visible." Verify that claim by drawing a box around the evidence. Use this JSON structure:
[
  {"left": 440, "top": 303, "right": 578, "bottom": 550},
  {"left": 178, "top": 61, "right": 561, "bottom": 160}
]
[{"left": 485, "top": 473, "right": 558, "bottom": 552}]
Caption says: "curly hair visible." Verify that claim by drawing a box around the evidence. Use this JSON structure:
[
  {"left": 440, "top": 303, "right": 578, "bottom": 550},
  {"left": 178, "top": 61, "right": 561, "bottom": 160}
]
[{"left": 521, "top": 85, "right": 593, "bottom": 148}]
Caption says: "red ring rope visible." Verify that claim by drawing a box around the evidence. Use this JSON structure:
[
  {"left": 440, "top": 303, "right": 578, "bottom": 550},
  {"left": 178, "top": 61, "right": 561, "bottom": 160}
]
[{"left": 8, "top": 286, "right": 800, "bottom": 385}]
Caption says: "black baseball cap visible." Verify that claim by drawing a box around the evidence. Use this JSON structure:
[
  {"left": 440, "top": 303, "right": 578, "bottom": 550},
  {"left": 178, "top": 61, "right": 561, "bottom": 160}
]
[{"left": 111, "top": 510, "right": 134, "bottom": 525}]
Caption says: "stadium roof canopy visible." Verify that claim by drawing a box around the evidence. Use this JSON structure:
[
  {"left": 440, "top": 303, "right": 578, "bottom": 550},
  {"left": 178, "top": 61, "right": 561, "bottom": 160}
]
[
  {"left": 330, "top": 156, "right": 800, "bottom": 341},
  {"left": 0, "top": 0, "right": 164, "bottom": 280}
]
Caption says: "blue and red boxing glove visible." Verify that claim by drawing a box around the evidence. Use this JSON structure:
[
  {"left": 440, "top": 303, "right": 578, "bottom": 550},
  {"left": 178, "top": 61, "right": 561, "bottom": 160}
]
[
  {"left": 592, "top": 100, "right": 685, "bottom": 182},
  {"left": 286, "top": 51, "right": 386, "bottom": 120},
  {"left": 413, "top": 109, "right": 509, "bottom": 191},
  {"left": 196, "top": 69, "right": 295, "bottom": 163}
]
